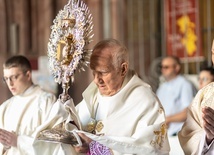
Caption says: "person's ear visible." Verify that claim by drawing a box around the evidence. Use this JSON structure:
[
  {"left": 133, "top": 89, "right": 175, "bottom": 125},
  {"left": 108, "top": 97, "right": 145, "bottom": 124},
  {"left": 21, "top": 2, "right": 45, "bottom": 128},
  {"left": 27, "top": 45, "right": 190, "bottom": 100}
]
[
  {"left": 175, "top": 64, "right": 181, "bottom": 73},
  {"left": 121, "top": 62, "right": 128, "bottom": 76},
  {"left": 25, "top": 71, "right": 32, "bottom": 80}
]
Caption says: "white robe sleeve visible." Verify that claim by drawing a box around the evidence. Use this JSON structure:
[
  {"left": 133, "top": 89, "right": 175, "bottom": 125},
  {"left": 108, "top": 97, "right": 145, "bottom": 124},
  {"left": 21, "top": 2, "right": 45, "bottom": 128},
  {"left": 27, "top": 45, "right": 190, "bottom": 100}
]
[{"left": 31, "top": 99, "right": 80, "bottom": 155}]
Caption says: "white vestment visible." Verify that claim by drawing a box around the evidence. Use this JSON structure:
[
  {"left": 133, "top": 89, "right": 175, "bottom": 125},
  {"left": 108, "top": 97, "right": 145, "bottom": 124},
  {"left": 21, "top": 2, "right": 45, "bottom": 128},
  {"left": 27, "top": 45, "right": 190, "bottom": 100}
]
[
  {"left": 76, "top": 71, "right": 170, "bottom": 155},
  {"left": 0, "top": 85, "right": 79, "bottom": 155},
  {"left": 178, "top": 82, "right": 214, "bottom": 155}
]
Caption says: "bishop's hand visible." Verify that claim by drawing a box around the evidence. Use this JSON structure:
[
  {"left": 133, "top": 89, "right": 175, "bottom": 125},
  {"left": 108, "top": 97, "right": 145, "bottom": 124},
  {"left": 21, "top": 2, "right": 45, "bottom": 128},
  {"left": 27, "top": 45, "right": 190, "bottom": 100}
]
[{"left": 73, "top": 133, "right": 92, "bottom": 153}]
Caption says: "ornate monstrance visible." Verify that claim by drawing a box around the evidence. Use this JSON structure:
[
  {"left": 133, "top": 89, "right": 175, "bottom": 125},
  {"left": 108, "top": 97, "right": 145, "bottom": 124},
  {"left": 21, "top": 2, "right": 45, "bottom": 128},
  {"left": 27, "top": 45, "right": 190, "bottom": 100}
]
[
  {"left": 48, "top": 0, "right": 93, "bottom": 102},
  {"left": 37, "top": 0, "right": 93, "bottom": 144}
]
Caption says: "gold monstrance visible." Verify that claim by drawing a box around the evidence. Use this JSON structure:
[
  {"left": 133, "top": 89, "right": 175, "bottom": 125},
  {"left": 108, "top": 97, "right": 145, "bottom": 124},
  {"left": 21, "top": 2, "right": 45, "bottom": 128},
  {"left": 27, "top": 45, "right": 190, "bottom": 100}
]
[{"left": 37, "top": 0, "right": 93, "bottom": 144}]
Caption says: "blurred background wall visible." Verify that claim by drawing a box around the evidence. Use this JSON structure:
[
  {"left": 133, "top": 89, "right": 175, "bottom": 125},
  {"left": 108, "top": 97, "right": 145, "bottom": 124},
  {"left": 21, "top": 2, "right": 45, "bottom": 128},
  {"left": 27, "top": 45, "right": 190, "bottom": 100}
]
[{"left": 0, "top": 0, "right": 213, "bottom": 104}]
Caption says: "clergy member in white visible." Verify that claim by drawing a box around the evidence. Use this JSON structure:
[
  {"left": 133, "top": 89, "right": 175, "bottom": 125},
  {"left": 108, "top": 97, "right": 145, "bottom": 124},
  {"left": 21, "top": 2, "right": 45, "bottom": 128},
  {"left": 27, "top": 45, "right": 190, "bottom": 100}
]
[
  {"left": 0, "top": 55, "right": 79, "bottom": 155},
  {"left": 178, "top": 82, "right": 214, "bottom": 155},
  {"left": 74, "top": 39, "right": 170, "bottom": 155},
  {"left": 178, "top": 40, "right": 214, "bottom": 155}
]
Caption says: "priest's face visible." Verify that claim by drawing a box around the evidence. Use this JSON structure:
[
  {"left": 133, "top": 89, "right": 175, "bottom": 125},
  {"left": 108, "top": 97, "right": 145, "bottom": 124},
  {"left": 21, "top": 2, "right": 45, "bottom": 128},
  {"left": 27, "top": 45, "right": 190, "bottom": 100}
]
[
  {"left": 3, "top": 67, "right": 31, "bottom": 95},
  {"left": 90, "top": 47, "right": 127, "bottom": 96}
]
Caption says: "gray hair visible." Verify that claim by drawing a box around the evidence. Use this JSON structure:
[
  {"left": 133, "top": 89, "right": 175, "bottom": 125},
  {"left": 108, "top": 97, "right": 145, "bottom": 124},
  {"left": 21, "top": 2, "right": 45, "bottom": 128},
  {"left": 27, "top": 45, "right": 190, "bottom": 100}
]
[{"left": 92, "top": 39, "right": 129, "bottom": 70}]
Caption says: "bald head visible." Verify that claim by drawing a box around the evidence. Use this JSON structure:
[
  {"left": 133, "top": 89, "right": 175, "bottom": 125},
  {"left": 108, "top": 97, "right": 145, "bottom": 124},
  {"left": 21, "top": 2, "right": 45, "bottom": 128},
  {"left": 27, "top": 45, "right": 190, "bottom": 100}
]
[{"left": 90, "top": 39, "right": 129, "bottom": 71}]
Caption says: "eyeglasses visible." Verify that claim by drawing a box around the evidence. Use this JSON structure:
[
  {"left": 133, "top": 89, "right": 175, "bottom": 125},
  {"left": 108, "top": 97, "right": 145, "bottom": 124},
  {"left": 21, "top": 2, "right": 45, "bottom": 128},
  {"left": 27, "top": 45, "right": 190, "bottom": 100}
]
[
  {"left": 160, "top": 65, "right": 175, "bottom": 70},
  {"left": 161, "top": 65, "right": 170, "bottom": 69},
  {"left": 2, "top": 72, "right": 25, "bottom": 83},
  {"left": 198, "top": 77, "right": 212, "bottom": 83}
]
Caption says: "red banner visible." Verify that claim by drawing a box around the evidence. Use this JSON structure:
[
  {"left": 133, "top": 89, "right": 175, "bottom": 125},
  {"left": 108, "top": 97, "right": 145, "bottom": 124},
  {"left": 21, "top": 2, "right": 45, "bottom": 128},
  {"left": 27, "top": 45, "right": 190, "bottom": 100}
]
[{"left": 165, "top": 0, "right": 202, "bottom": 60}]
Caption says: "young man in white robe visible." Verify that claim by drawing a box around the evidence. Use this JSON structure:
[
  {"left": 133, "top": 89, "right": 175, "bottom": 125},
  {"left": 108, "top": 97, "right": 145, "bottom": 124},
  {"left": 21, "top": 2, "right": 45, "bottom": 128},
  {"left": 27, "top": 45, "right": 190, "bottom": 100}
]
[
  {"left": 73, "top": 39, "right": 170, "bottom": 155},
  {"left": 0, "top": 55, "right": 78, "bottom": 155}
]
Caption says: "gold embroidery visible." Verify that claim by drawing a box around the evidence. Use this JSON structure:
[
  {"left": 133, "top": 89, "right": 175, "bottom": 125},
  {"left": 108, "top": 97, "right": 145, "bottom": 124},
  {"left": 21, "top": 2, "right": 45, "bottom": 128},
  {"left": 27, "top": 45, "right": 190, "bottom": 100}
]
[
  {"left": 86, "top": 119, "right": 97, "bottom": 133},
  {"left": 158, "top": 107, "right": 164, "bottom": 114},
  {"left": 150, "top": 123, "right": 167, "bottom": 149},
  {"left": 95, "top": 121, "right": 104, "bottom": 132},
  {"left": 86, "top": 119, "right": 104, "bottom": 134}
]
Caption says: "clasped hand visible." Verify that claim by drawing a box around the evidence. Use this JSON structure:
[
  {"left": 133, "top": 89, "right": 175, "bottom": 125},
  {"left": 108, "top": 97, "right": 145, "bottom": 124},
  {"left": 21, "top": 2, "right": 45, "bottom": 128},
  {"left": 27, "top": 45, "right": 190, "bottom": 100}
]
[
  {"left": 74, "top": 133, "right": 92, "bottom": 153},
  {"left": 0, "top": 128, "right": 17, "bottom": 148},
  {"left": 202, "top": 107, "right": 214, "bottom": 145}
]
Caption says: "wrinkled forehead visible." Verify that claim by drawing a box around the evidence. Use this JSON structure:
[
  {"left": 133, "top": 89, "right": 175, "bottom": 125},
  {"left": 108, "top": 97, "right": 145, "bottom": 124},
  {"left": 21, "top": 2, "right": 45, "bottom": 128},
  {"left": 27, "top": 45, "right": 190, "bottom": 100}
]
[{"left": 90, "top": 48, "right": 113, "bottom": 68}]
